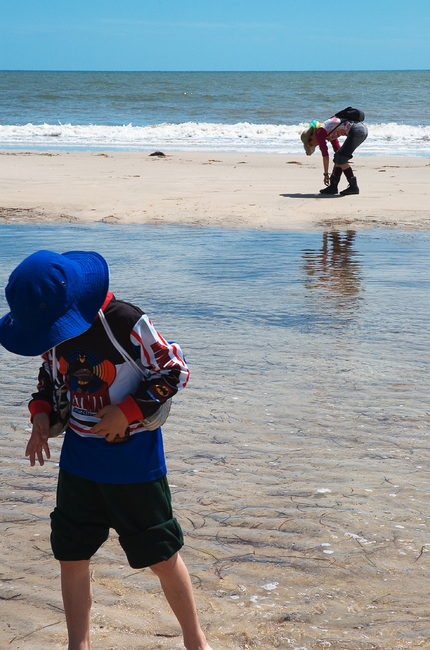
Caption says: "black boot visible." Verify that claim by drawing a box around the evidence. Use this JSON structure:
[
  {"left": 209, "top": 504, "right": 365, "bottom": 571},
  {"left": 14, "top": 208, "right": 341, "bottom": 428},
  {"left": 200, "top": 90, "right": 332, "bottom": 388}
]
[
  {"left": 340, "top": 177, "right": 359, "bottom": 195},
  {"left": 320, "top": 175, "right": 339, "bottom": 195}
]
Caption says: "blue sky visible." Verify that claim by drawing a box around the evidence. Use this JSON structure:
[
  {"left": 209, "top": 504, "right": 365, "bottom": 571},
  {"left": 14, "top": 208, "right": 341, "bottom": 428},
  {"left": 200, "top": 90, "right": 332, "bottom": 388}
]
[{"left": 1, "top": 0, "right": 429, "bottom": 71}]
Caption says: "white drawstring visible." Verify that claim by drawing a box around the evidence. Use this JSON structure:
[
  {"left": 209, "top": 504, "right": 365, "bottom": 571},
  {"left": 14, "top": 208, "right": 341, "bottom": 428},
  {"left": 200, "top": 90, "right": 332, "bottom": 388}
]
[
  {"left": 97, "top": 309, "right": 150, "bottom": 381},
  {"left": 51, "top": 346, "right": 58, "bottom": 383}
]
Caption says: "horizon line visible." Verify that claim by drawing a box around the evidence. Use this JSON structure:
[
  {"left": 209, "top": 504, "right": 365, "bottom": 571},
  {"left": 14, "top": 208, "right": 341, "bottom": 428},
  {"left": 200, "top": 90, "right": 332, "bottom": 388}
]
[{"left": 1, "top": 68, "right": 429, "bottom": 74}]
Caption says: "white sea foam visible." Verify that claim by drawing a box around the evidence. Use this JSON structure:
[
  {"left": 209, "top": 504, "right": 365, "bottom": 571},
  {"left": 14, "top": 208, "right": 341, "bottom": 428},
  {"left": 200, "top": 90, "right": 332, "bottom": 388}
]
[{"left": 0, "top": 121, "right": 429, "bottom": 155}]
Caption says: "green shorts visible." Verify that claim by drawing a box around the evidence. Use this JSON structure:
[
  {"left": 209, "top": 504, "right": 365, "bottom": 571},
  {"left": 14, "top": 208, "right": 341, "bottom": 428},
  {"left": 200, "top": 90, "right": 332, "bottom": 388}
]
[{"left": 50, "top": 469, "right": 184, "bottom": 568}]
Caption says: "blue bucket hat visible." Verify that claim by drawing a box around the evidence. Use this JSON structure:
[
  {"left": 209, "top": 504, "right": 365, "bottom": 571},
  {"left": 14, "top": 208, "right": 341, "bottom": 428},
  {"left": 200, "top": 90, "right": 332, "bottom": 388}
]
[{"left": 0, "top": 250, "right": 109, "bottom": 356}]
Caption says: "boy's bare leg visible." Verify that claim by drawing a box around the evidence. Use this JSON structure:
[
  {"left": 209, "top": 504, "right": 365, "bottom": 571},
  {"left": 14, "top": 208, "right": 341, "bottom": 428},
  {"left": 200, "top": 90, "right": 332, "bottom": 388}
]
[
  {"left": 150, "top": 552, "right": 212, "bottom": 650},
  {"left": 60, "top": 559, "right": 92, "bottom": 650}
]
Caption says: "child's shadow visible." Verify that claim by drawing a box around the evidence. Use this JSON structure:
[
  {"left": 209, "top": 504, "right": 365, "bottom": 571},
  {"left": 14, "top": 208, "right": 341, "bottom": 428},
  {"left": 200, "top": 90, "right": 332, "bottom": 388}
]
[{"left": 280, "top": 193, "right": 341, "bottom": 199}]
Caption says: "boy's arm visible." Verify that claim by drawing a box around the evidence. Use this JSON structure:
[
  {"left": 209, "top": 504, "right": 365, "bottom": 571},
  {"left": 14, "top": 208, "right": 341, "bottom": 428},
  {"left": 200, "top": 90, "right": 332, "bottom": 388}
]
[
  {"left": 26, "top": 358, "right": 53, "bottom": 465},
  {"left": 26, "top": 412, "right": 51, "bottom": 466},
  {"left": 28, "top": 356, "right": 55, "bottom": 418},
  {"left": 93, "top": 314, "right": 189, "bottom": 441},
  {"left": 118, "top": 314, "right": 190, "bottom": 423}
]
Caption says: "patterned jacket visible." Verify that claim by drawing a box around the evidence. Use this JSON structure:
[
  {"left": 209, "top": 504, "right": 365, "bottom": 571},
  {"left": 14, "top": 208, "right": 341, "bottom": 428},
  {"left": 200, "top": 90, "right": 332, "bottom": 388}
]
[{"left": 29, "top": 293, "right": 189, "bottom": 483}]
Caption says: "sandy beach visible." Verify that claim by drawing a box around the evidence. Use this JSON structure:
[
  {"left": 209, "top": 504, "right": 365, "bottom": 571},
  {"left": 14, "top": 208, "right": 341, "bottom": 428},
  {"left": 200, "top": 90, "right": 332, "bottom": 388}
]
[
  {"left": 1, "top": 150, "right": 430, "bottom": 650},
  {"left": 0, "top": 150, "right": 429, "bottom": 231}
]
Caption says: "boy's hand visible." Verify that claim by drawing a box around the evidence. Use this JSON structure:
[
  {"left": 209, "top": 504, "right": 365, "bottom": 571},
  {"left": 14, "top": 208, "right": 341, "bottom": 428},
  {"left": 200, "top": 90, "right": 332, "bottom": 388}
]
[
  {"left": 26, "top": 412, "right": 51, "bottom": 467},
  {"left": 91, "top": 405, "right": 129, "bottom": 442}
]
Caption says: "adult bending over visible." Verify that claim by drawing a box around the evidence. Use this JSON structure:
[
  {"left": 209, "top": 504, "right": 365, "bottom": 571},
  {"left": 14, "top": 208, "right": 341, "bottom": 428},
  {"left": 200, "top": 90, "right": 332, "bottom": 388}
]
[{"left": 301, "top": 113, "right": 368, "bottom": 195}]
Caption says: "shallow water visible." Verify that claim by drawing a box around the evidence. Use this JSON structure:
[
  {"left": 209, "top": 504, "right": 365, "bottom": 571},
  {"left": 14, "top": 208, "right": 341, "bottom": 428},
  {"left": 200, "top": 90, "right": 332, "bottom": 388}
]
[{"left": 1, "top": 224, "right": 430, "bottom": 649}]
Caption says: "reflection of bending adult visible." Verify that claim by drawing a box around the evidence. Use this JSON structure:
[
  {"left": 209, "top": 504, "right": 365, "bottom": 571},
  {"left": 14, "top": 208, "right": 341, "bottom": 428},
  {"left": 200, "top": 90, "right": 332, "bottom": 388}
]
[
  {"left": 303, "top": 231, "right": 361, "bottom": 300},
  {"left": 301, "top": 117, "right": 368, "bottom": 195}
]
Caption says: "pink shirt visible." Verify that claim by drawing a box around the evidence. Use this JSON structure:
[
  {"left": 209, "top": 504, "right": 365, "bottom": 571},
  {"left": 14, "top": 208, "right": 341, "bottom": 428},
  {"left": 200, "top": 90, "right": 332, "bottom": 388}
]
[{"left": 316, "top": 118, "right": 352, "bottom": 157}]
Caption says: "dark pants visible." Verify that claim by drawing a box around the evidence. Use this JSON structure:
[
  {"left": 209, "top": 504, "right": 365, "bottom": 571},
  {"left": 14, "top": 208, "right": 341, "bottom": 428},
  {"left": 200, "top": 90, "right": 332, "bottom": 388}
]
[{"left": 333, "top": 123, "right": 368, "bottom": 165}]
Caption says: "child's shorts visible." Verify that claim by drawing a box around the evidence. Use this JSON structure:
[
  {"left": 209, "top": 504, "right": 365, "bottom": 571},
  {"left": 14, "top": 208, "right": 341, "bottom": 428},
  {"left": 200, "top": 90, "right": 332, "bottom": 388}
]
[{"left": 50, "top": 469, "right": 184, "bottom": 568}]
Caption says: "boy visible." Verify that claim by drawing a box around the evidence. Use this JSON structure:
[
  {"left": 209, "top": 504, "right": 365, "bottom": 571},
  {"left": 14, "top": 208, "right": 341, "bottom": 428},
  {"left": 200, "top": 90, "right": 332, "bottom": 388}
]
[{"left": 0, "top": 249, "right": 212, "bottom": 650}]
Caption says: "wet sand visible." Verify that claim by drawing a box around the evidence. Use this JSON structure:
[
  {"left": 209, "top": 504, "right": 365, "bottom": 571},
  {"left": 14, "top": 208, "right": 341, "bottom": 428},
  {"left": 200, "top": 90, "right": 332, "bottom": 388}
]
[{"left": 0, "top": 150, "right": 429, "bottom": 231}]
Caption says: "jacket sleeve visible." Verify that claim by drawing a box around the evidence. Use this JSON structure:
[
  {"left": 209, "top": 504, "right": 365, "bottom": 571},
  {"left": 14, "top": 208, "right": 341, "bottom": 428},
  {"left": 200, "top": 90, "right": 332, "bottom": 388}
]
[
  {"left": 316, "top": 127, "right": 329, "bottom": 158},
  {"left": 331, "top": 139, "right": 341, "bottom": 152},
  {"left": 117, "top": 315, "right": 190, "bottom": 422},
  {"left": 28, "top": 354, "right": 54, "bottom": 421}
]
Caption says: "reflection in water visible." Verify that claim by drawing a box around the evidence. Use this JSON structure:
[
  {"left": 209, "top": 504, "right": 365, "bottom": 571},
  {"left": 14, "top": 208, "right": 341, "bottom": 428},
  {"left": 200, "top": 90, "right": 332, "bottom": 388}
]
[{"left": 302, "top": 230, "right": 362, "bottom": 314}]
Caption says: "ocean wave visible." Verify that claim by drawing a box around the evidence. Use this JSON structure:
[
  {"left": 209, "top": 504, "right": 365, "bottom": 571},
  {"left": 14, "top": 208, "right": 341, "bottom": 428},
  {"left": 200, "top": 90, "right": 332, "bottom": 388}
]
[{"left": 0, "top": 121, "right": 429, "bottom": 155}]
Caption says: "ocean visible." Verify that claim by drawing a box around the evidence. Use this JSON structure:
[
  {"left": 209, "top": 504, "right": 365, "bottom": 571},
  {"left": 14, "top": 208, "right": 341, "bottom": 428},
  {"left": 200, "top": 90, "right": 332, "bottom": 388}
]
[{"left": 0, "top": 70, "right": 429, "bottom": 155}]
